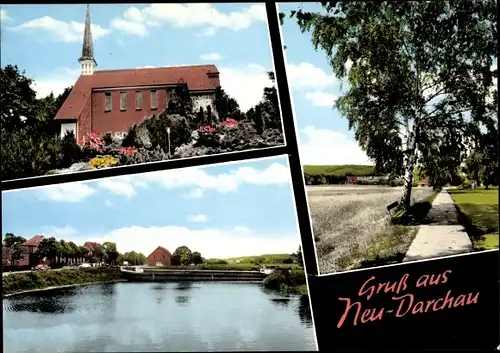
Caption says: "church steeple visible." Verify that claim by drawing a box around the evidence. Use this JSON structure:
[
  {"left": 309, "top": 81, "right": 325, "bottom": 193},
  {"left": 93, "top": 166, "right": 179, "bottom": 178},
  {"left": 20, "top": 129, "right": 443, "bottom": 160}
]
[{"left": 79, "top": 4, "right": 97, "bottom": 75}]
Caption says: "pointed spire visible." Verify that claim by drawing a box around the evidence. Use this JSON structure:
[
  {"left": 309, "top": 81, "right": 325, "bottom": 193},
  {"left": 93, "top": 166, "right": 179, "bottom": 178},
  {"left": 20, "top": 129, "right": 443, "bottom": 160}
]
[{"left": 79, "top": 4, "right": 97, "bottom": 66}]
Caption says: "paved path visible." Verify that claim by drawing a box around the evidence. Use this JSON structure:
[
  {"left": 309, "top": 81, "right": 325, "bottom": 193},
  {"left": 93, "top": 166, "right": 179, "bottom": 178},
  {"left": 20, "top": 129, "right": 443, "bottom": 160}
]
[{"left": 403, "top": 189, "right": 473, "bottom": 262}]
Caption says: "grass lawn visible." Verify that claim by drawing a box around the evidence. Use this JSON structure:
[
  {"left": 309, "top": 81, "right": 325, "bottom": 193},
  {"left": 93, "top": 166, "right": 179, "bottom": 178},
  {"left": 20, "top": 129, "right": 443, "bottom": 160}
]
[{"left": 448, "top": 188, "right": 499, "bottom": 251}]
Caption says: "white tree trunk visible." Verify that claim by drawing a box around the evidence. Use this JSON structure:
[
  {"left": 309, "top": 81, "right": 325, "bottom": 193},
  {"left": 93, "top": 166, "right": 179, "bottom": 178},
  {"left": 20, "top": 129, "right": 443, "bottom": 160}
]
[{"left": 400, "top": 117, "right": 420, "bottom": 210}]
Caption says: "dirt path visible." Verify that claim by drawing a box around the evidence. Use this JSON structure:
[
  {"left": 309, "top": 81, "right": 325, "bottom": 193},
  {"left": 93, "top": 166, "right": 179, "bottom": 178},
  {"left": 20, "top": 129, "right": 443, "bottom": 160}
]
[{"left": 403, "top": 189, "right": 473, "bottom": 262}]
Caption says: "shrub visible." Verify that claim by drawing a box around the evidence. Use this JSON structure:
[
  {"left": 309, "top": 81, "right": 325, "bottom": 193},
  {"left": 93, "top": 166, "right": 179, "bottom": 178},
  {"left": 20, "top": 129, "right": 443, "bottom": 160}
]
[
  {"left": 140, "top": 113, "right": 191, "bottom": 152},
  {"left": 118, "top": 146, "right": 169, "bottom": 165},
  {"left": 79, "top": 132, "right": 105, "bottom": 159},
  {"left": 263, "top": 269, "right": 306, "bottom": 293},
  {"left": 88, "top": 155, "right": 119, "bottom": 169}
]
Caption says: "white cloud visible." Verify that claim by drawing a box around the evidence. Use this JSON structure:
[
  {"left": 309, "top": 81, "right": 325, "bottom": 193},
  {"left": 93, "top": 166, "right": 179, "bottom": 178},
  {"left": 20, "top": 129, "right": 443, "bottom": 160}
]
[
  {"left": 36, "top": 162, "right": 290, "bottom": 203},
  {"left": 299, "top": 126, "right": 373, "bottom": 165},
  {"left": 79, "top": 225, "right": 299, "bottom": 259},
  {"left": 233, "top": 226, "right": 251, "bottom": 233},
  {"left": 97, "top": 178, "right": 137, "bottom": 198},
  {"left": 198, "top": 26, "right": 217, "bottom": 37},
  {"left": 32, "top": 68, "right": 80, "bottom": 99},
  {"left": 110, "top": 4, "right": 266, "bottom": 38},
  {"left": 187, "top": 214, "right": 208, "bottom": 223},
  {"left": 304, "top": 90, "right": 338, "bottom": 107},
  {"left": 1, "top": 9, "right": 11, "bottom": 21},
  {"left": 287, "top": 62, "right": 339, "bottom": 90},
  {"left": 39, "top": 182, "right": 96, "bottom": 203},
  {"left": 46, "top": 225, "right": 78, "bottom": 237},
  {"left": 183, "top": 188, "right": 204, "bottom": 199},
  {"left": 219, "top": 64, "right": 273, "bottom": 111},
  {"left": 98, "top": 161, "right": 290, "bottom": 197},
  {"left": 200, "top": 52, "right": 222, "bottom": 62},
  {"left": 15, "top": 16, "right": 110, "bottom": 43}
]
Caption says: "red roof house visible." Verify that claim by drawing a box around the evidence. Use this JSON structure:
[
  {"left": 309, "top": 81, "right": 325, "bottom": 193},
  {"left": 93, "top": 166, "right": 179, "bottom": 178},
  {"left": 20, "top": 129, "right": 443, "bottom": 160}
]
[
  {"left": 54, "top": 5, "right": 220, "bottom": 140},
  {"left": 147, "top": 246, "right": 173, "bottom": 267}
]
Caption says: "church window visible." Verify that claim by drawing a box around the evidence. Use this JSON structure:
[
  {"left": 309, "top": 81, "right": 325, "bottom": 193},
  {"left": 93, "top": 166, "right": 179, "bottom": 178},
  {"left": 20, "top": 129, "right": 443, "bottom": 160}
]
[
  {"left": 120, "top": 92, "right": 127, "bottom": 111},
  {"left": 151, "top": 90, "right": 158, "bottom": 109},
  {"left": 135, "top": 91, "right": 142, "bottom": 110},
  {"left": 105, "top": 92, "right": 112, "bottom": 112}
]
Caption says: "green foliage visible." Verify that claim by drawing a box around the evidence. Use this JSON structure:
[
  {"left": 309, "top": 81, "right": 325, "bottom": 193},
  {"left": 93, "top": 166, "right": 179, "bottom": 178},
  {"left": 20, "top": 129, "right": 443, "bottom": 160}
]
[
  {"left": 36, "top": 237, "right": 59, "bottom": 260},
  {"left": 291, "top": 246, "right": 304, "bottom": 267},
  {"left": 291, "top": 1, "right": 497, "bottom": 209},
  {"left": 2, "top": 233, "right": 27, "bottom": 265},
  {"left": 263, "top": 269, "right": 307, "bottom": 294},
  {"left": 1, "top": 65, "right": 77, "bottom": 180},
  {"left": 118, "top": 251, "right": 147, "bottom": 266},
  {"left": 214, "top": 87, "right": 241, "bottom": 121},
  {"left": 171, "top": 246, "right": 194, "bottom": 266},
  {"left": 141, "top": 112, "right": 191, "bottom": 153},
  {"left": 245, "top": 86, "right": 282, "bottom": 133},
  {"left": 167, "top": 82, "right": 193, "bottom": 117},
  {"left": 2, "top": 267, "right": 123, "bottom": 296}
]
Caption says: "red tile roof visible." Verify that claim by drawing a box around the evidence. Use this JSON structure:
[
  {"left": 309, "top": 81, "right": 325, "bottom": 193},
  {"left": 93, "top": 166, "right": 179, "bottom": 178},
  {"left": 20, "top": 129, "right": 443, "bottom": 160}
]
[
  {"left": 148, "top": 246, "right": 172, "bottom": 258},
  {"left": 83, "top": 241, "right": 100, "bottom": 250},
  {"left": 23, "top": 235, "right": 44, "bottom": 247},
  {"left": 55, "top": 65, "right": 219, "bottom": 120}
]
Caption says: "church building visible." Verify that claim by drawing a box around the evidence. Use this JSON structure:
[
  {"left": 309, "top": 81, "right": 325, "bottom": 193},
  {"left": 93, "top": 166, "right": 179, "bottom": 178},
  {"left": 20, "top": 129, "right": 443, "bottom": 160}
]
[{"left": 55, "top": 5, "right": 220, "bottom": 140}]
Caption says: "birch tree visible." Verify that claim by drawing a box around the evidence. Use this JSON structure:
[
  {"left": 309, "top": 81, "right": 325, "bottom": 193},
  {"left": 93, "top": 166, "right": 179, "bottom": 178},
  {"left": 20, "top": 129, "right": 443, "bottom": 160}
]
[{"left": 291, "top": 0, "right": 497, "bottom": 209}]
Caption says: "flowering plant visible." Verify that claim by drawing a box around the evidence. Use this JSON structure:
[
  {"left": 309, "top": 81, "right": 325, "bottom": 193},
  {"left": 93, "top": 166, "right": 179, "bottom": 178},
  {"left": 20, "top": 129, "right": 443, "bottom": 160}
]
[
  {"left": 78, "top": 132, "right": 104, "bottom": 153},
  {"left": 198, "top": 125, "right": 216, "bottom": 134},
  {"left": 119, "top": 146, "right": 137, "bottom": 157},
  {"left": 218, "top": 117, "right": 239, "bottom": 128}
]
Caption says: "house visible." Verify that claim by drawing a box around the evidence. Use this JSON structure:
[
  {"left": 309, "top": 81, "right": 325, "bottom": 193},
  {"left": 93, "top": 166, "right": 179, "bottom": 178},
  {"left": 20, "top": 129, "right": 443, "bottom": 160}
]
[
  {"left": 2, "top": 235, "right": 45, "bottom": 268},
  {"left": 83, "top": 241, "right": 101, "bottom": 263},
  {"left": 54, "top": 5, "right": 220, "bottom": 140},
  {"left": 147, "top": 246, "right": 173, "bottom": 267}
]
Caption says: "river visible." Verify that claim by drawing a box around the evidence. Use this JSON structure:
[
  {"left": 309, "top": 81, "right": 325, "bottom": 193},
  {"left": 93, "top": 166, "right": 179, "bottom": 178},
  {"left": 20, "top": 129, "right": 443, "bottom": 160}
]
[{"left": 3, "top": 282, "right": 317, "bottom": 352}]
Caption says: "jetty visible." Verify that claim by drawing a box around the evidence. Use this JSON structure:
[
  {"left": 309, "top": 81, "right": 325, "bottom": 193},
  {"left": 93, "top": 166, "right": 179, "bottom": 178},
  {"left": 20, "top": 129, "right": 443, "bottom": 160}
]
[{"left": 120, "top": 267, "right": 267, "bottom": 282}]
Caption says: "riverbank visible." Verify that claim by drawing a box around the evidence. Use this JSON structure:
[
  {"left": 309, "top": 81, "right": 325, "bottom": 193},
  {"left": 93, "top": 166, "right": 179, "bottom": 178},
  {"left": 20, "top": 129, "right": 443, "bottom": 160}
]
[
  {"left": 3, "top": 266, "right": 308, "bottom": 297},
  {"left": 262, "top": 269, "right": 308, "bottom": 295},
  {"left": 2, "top": 267, "right": 123, "bottom": 296}
]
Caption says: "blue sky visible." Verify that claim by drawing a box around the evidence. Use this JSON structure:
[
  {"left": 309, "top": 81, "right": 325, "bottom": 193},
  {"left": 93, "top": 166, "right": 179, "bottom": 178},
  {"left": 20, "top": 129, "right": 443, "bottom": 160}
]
[
  {"left": 278, "top": 2, "right": 372, "bottom": 165},
  {"left": 0, "top": 3, "right": 274, "bottom": 111},
  {"left": 2, "top": 156, "right": 302, "bottom": 258}
]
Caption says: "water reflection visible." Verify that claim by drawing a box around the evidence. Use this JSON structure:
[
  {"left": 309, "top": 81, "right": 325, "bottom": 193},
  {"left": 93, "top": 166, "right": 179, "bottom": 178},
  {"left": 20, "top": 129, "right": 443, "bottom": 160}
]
[
  {"left": 175, "top": 281, "right": 194, "bottom": 291},
  {"left": 175, "top": 295, "right": 191, "bottom": 306},
  {"left": 297, "top": 294, "right": 313, "bottom": 327},
  {"left": 270, "top": 298, "right": 291, "bottom": 307},
  {"left": 4, "top": 287, "right": 78, "bottom": 314},
  {"left": 4, "top": 282, "right": 316, "bottom": 352}
]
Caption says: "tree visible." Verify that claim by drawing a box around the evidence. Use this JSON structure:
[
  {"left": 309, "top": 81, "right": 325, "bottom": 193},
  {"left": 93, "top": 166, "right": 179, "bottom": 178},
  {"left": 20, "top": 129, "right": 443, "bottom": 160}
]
[
  {"left": 102, "top": 241, "right": 119, "bottom": 265},
  {"left": 3, "top": 233, "right": 27, "bottom": 266},
  {"left": 35, "top": 237, "right": 59, "bottom": 262},
  {"left": 0, "top": 65, "right": 38, "bottom": 131},
  {"left": 291, "top": 246, "right": 304, "bottom": 268},
  {"left": 245, "top": 75, "right": 282, "bottom": 133},
  {"left": 191, "top": 251, "right": 203, "bottom": 265},
  {"left": 214, "top": 87, "right": 241, "bottom": 121},
  {"left": 167, "top": 81, "right": 193, "bottom": 117},
  {"left": 291, "top": 1, "right": 497, "bottom": 209},
  {"left": 171, "top": 246, "right": 193, "bottom": 266}
]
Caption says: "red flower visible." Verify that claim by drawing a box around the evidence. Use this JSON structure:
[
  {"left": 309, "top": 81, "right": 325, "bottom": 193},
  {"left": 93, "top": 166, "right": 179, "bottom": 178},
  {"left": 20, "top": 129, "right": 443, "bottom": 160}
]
[
  {"left": 199, "top": 125, "right": 216, "bottom": 134},
  {"left": 78, "top": 132, "right": 105, "bottom": 153},
  {"left": 218, "top": 117, "right": 239, "bottom": 128},
  {"left": 119, "top": 146, "right": 136, "bottom": 157}
]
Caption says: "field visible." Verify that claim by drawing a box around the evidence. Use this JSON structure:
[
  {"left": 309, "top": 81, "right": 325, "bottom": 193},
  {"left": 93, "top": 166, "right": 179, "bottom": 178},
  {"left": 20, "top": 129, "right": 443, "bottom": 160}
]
[
  {"left": 307, "top": 185, "right": 434, "bottom": 273},
  {"left": 448, "top": 188, "right": 499, "bottom": 250},
  {"left": 303, "top": 165, "right": 376, "bottom": 176}
]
